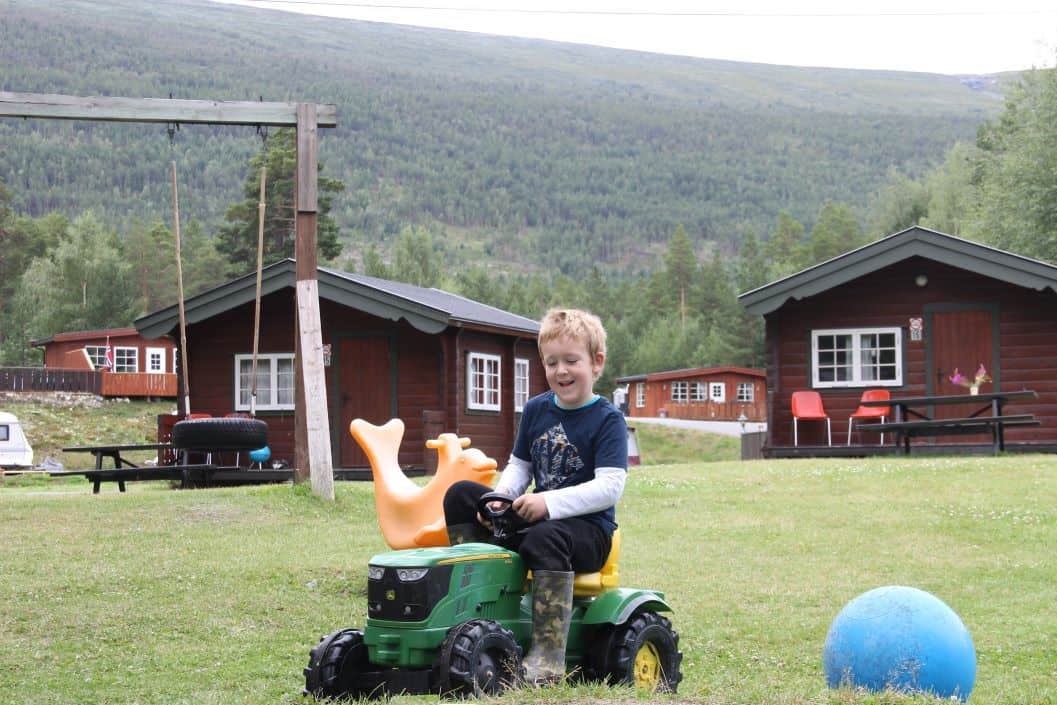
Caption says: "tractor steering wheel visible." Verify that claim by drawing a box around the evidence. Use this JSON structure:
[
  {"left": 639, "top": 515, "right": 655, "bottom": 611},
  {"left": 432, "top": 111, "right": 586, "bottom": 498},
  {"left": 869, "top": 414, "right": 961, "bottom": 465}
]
[{"left": 475, "top": 491, "right": 522, "bottom": 541}]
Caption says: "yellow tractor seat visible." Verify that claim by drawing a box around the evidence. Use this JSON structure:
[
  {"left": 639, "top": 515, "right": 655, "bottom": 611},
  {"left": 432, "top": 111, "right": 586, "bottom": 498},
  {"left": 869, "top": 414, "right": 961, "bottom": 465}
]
[{"left": 527, "top": 528, "right": 621, "bottom": 597}]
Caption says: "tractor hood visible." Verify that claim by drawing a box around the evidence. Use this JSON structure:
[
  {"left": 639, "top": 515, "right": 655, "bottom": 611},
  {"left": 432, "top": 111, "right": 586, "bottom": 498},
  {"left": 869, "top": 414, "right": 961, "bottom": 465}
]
[{"left": 369, "top": 542, "right": 516, "bottom": 569}]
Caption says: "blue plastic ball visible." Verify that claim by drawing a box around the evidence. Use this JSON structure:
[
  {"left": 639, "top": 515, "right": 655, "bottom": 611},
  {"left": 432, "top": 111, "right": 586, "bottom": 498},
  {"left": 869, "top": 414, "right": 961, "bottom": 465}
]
[
  {"left": 823, "top": 586, "right": 976, "bottom": 701},
  {"left": 248, "top": 446, "right": 271, "bottom": 464}
]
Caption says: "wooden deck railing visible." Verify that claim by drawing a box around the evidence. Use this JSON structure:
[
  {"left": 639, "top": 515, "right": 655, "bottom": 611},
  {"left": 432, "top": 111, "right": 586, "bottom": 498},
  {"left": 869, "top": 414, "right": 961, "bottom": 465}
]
[
  {"left": 100, "top": 371, "right": 178, "bottom": 398},
  {"left": 662, "top": 400, "right": 767, "bottom": 422}
]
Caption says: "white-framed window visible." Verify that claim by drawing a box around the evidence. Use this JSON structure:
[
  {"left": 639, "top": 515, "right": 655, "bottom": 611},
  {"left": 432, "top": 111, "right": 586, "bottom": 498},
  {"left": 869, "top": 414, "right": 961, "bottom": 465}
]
[
  {"left": 514, "top": 358, "right": 530, "bottom": 412},
  {"left": 234, "top": 353, "right": 295, "bottom": 411},
  {"left": 636, "top": 382, "right": 645, "bottom": 408},
  {"left": 85, "top": 346, "right": 107, "bottom": 369},
  {"left": 671, "top": 381, "right": 688, "bottom": 402},
  {"left": 467, "top": 352, "right": 501, "bottom": 412},
  {"left": 0, "top": 424, "right": 9, "bottom": 442},
  {"left": 737, "top": 382, "right": 755, "bottom": 402},
  {"left": 146, "top": 347, "right": 166, "bottom": 373},
  {"left": 812, "top": 327, "right": 903, "bottom": 388},
  {"left": 114, "top": 347, "right": 138, "bottom": 373},
  {"left": 709, "top": 382, "right": 725, "bottom": 402},
  {"left": 172, "top": 348, "right": 179, "bottom": 374},
  {"left": 689, "top": 382, "right": 706, "bottom": 402}
]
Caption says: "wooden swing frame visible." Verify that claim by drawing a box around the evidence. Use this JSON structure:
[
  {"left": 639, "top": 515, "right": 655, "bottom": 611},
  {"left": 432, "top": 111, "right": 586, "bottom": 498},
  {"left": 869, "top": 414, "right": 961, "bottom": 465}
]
[{"left": 0, "top": 91, "right": 337, "bottom": 499}]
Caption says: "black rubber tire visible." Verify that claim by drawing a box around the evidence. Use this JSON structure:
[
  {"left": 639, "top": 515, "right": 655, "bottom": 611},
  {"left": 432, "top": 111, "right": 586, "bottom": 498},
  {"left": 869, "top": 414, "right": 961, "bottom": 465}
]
[
  {"left": 171, "top": 417, "right": 267, "bottom": 451},
  {"left": 435, "top": 619, "right": 522, "bottom": 697},
  {"left": 304, "top": 628, "right": 369, "bottom": 700},
  {"left": 587, "top": 610, "right": 683, "bottom": 693}
]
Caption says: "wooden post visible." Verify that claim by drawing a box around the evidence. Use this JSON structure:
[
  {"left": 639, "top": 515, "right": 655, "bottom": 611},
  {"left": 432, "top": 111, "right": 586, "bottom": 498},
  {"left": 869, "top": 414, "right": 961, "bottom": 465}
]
[{"left": 294, "top": 103, "right": 334, "bottom": 499}]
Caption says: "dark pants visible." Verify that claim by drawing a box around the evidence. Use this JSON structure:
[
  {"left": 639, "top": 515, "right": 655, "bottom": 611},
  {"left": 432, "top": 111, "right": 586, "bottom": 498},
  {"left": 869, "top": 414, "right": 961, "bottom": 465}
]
[{"left": 443, "top": 480, "right": 611, "bottom": 573}]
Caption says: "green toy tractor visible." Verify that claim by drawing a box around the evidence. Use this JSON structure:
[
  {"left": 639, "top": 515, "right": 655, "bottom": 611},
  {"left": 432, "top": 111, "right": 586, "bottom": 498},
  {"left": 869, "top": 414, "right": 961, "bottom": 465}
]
[{"left": 304, "top": 493, "right": 682, "bottom": 698}]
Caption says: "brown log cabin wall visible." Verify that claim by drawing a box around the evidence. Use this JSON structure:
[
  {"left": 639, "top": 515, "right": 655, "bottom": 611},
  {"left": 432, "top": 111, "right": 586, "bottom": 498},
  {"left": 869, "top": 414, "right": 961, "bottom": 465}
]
[
  {"left": 767, "top": 257, "right": 1057, "bottom": 446},
  {"left": 443, "top": 331, "right": 546, "bottom": 466},
  {"left": 175, "top": 290, "right": 542, "bottom": 468},
  {"left": 626, "top": 371, "right": 766, "bottom": 421},
  {"left": 43, "top": 336, "right": 176, "bottom": 372}
]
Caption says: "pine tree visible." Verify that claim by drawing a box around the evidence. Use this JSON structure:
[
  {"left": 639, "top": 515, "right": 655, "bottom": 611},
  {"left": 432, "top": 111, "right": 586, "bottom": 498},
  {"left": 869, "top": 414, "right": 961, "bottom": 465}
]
[{"left": 215, "top": 129, "right": 345, "bottom": 276}]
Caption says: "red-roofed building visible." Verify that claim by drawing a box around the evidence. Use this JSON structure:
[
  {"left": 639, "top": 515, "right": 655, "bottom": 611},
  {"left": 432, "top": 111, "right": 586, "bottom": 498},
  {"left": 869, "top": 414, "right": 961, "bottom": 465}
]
[
  {"left": 616, "top": 366, "right": 766, "bottom": 422},
  {"left": 29, "top": 327, "right": 178, "bottom": 398}
]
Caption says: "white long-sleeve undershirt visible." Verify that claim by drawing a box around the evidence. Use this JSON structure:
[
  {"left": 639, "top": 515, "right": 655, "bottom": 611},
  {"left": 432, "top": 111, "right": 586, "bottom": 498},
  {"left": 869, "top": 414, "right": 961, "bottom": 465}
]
[{"left": 494, "top": 454, "right": 626, "bottom": 521}]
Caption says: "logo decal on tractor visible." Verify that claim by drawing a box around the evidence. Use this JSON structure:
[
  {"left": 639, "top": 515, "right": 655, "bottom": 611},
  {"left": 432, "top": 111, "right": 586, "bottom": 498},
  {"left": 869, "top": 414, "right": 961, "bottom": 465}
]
[{"left": 386, "top": 589, "right": 396, "bottom": 601}]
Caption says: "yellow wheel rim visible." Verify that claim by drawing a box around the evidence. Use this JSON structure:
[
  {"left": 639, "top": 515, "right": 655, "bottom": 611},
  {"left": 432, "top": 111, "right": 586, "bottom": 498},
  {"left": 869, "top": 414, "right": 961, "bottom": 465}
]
[{"left": 632, "top": 640, "right": 662, "bottom": 690}]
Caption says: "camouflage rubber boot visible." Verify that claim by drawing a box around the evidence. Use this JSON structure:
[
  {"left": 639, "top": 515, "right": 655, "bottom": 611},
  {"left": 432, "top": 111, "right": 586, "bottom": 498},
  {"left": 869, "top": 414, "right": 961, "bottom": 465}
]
[
  {"left": 446, "top": 522, "right": 486, "bottom": 545},
  {"left": 521, "top": 570, "right": 574, "bottom": 685}
]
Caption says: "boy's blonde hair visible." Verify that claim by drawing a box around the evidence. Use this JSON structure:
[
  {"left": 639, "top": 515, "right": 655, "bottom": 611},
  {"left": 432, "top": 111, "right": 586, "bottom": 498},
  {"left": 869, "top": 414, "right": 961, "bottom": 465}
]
[{"left": 538, "top": 308, "right": 607, "bottom": 359}]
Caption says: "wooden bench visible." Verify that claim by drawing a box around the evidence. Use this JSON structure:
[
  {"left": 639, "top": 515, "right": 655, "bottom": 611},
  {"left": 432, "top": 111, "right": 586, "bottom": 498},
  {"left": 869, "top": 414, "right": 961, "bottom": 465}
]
[
  {"left": 49, "top": 466, "right": 296, "bottom": 493},
  {"left": 859, "top": 414, "right": 1040, "bottom": 455},
  {"left": 49, "top": 467, "right": 186, "bottom": 493}
]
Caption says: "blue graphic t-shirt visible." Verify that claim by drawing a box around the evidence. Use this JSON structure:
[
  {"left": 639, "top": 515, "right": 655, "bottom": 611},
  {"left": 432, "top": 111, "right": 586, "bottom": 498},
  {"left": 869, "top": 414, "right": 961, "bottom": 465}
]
[{"left": 512, "top": 391, "right": 627, "bottom": 534}]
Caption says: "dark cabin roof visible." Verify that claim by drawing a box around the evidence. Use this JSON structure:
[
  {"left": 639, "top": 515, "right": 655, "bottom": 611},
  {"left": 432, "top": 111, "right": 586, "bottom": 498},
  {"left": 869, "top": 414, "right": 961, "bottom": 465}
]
[
  {"left": 738, "top": 226, "right": 1057, "bottom": 316},
  {"left": 135, "top": 259, "right": 540, "bottom": 338}
]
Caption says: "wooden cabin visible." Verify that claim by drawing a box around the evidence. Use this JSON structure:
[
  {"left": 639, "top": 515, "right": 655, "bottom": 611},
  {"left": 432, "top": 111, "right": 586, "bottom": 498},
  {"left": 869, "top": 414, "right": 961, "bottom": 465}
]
[
  {"left": 135, "top": 260, "right": 548, "bottom": 470},
  {"left": 738, "top": 226, "right": 1057, "bottom": 456},
  {"left": 28, "top": 327, "right": 178, "bottom": 398},
  {"left": 616, "top": 366, "right": 766, "bottom": 422}
]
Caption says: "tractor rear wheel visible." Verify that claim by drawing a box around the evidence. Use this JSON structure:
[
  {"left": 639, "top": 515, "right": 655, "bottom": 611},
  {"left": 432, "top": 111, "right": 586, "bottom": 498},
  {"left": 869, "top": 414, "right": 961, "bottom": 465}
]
[
  {"left": 435, "top": 619, "right": 522, "bottom": 697},
  {"left": 588, "top": 610, "right": 683, "bottom": 693},
  {"left": 304, "top": 628, "right": 370, "bottom": 699}
]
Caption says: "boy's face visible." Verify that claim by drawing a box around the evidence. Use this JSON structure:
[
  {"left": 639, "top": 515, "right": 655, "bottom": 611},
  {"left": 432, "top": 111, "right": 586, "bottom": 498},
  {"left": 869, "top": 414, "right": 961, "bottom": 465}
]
[{"left": 539, "top": 335, "right": 605, "bottom": 408}]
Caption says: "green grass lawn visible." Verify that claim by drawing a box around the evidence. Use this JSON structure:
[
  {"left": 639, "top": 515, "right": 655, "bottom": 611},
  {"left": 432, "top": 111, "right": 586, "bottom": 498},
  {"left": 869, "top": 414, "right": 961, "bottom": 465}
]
[{"left": 3, "top": 451, "right": 1055, "bottom": 704}]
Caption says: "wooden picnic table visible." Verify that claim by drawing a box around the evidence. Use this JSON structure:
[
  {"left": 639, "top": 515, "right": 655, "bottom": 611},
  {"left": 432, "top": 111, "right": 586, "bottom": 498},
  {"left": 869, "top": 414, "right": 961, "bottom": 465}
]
[
  {"left": 56, "top": 443, "right": 175, "bottom": 493},
  {"left": 62, "top": 442, "right": 171, "bottom": 470},
  {"left": 858, "top": 390, "right": 1039, "bottom": 455}
]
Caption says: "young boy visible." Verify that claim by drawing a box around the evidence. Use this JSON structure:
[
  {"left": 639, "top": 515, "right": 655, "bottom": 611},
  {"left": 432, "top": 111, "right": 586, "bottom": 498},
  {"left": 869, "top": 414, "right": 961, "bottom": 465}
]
[{"left": 443, "top": 308, "right": 628, "bottom": 683}]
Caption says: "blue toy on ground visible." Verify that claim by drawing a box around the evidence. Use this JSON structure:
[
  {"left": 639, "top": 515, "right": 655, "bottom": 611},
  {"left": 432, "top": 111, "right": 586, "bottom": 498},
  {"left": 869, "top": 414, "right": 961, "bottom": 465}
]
[
  {"left": 823, "top": 585, "right": 976, "bottom": 701},
  {"left": 248, "top": 446, "right": 271, "bottom": 469}
]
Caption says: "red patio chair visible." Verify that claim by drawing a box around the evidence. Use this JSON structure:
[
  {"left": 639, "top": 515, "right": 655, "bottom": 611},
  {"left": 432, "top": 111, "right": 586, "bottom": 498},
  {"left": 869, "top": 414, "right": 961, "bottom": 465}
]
[
  {"left": 847, "top": 389, "right": 890, "bottom": 446},
  {"left": 791, "top": 390, "right": 831, "bottom": 446}
]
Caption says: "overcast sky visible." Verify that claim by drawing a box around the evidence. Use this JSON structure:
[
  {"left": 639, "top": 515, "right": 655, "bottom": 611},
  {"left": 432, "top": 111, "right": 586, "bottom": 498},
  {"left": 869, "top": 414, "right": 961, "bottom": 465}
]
[{"left": 212, "top": 0, "right": 1057, "bottom": 75}]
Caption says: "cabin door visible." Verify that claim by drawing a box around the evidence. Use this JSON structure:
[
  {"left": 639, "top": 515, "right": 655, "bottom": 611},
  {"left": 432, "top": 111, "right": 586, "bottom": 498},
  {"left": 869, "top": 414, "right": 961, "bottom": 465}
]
[
  {"left": 339, "top": 337, "right": 393, "bottom": 467},
  {"left": 928, "top": 307, "right": 997, "bottom": 428}
]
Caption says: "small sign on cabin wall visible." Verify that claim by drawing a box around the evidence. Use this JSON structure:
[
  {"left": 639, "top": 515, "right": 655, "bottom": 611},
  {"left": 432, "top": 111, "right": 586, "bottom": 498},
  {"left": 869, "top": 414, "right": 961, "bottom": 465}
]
[
  {"left": 322, "top": 343, "right": 332, "bottom": 366},
  {"left": 909, "top": 317, "right": 923, "bottom": 342}
]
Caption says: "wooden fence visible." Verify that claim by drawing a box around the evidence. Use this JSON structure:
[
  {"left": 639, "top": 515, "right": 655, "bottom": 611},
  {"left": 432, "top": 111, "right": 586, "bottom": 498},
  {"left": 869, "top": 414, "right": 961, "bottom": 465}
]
[
  {"left": 0, "top": 367, "right": 101, "bottom": 394},
  {"left": 1, "top": 368, "right": 177, "bottom": 398}
]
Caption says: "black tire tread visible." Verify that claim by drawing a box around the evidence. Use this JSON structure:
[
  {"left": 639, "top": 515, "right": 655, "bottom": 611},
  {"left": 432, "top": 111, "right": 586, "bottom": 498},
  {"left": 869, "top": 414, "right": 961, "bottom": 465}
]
[
  {"left": 435, "top": 619, "right": 521, "bottom": 697},
  {"left": 171, "top": 417, "right": 268, "bottom": 451},
  {"left": 304, "top": 628, "right": 367, "bottom": 699},
  {"left": 588, "top": 610, "right": 683, "bottom": 693}
]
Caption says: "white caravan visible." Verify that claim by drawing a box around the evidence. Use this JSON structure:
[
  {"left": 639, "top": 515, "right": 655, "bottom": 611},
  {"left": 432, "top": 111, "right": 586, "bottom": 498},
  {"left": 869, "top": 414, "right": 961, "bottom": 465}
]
[{"left": 0, "top": 411, "right": 34, "bottom": 467}]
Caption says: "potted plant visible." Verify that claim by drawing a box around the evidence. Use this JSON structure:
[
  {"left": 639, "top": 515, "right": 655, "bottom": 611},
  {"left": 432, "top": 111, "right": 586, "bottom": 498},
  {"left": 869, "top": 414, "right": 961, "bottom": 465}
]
[{"left": 949, "top": 364, "right": 992, "bottom": 395}]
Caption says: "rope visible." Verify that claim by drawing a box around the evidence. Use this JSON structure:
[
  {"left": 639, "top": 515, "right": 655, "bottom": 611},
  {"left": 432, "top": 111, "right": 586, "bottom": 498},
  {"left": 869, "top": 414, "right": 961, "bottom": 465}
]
[
  {"left": 169, "top": 122, "right": 192, "bottom": 417},
  {"left": 249, "top": 125, "right": 268, "bottom": 417}
]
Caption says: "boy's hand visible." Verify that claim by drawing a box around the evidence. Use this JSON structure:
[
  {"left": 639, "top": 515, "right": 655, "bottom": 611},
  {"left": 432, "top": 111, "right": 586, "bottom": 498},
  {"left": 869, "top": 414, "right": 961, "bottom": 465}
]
[{"left": 512, "top": 493, "right": 549, "bottom": 522}]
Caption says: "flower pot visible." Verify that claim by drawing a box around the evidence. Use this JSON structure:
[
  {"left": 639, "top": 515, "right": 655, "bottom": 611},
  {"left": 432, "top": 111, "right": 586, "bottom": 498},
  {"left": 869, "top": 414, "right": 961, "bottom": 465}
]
[{"left": 969, "top": 385, "right": 979, "bottom": 395}]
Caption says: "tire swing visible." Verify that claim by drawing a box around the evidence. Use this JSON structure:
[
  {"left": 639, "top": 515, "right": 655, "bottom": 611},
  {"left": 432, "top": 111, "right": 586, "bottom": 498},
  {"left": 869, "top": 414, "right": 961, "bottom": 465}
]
[{"left": 167, "top": 122, "right": 268, "bottom": 460}]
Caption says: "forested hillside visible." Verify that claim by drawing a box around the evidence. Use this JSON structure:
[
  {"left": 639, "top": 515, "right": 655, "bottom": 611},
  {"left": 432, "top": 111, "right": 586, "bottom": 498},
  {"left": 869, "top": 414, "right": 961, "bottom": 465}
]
[{"left": 0, "top": 0, "right": 1004, "bottom": 276}]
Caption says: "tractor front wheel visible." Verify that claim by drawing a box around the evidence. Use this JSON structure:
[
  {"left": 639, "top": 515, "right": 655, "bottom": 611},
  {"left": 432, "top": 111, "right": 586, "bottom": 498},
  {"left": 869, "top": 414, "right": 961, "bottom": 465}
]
[
  {"left": 435, "top": 619, "right": 522, "bottom": 697},
  {"left": 588, "top": 610, "right": 683, "bottom": 693},
  {"left": 304, "top": 628, "right": 370, "bottom": 699}
]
